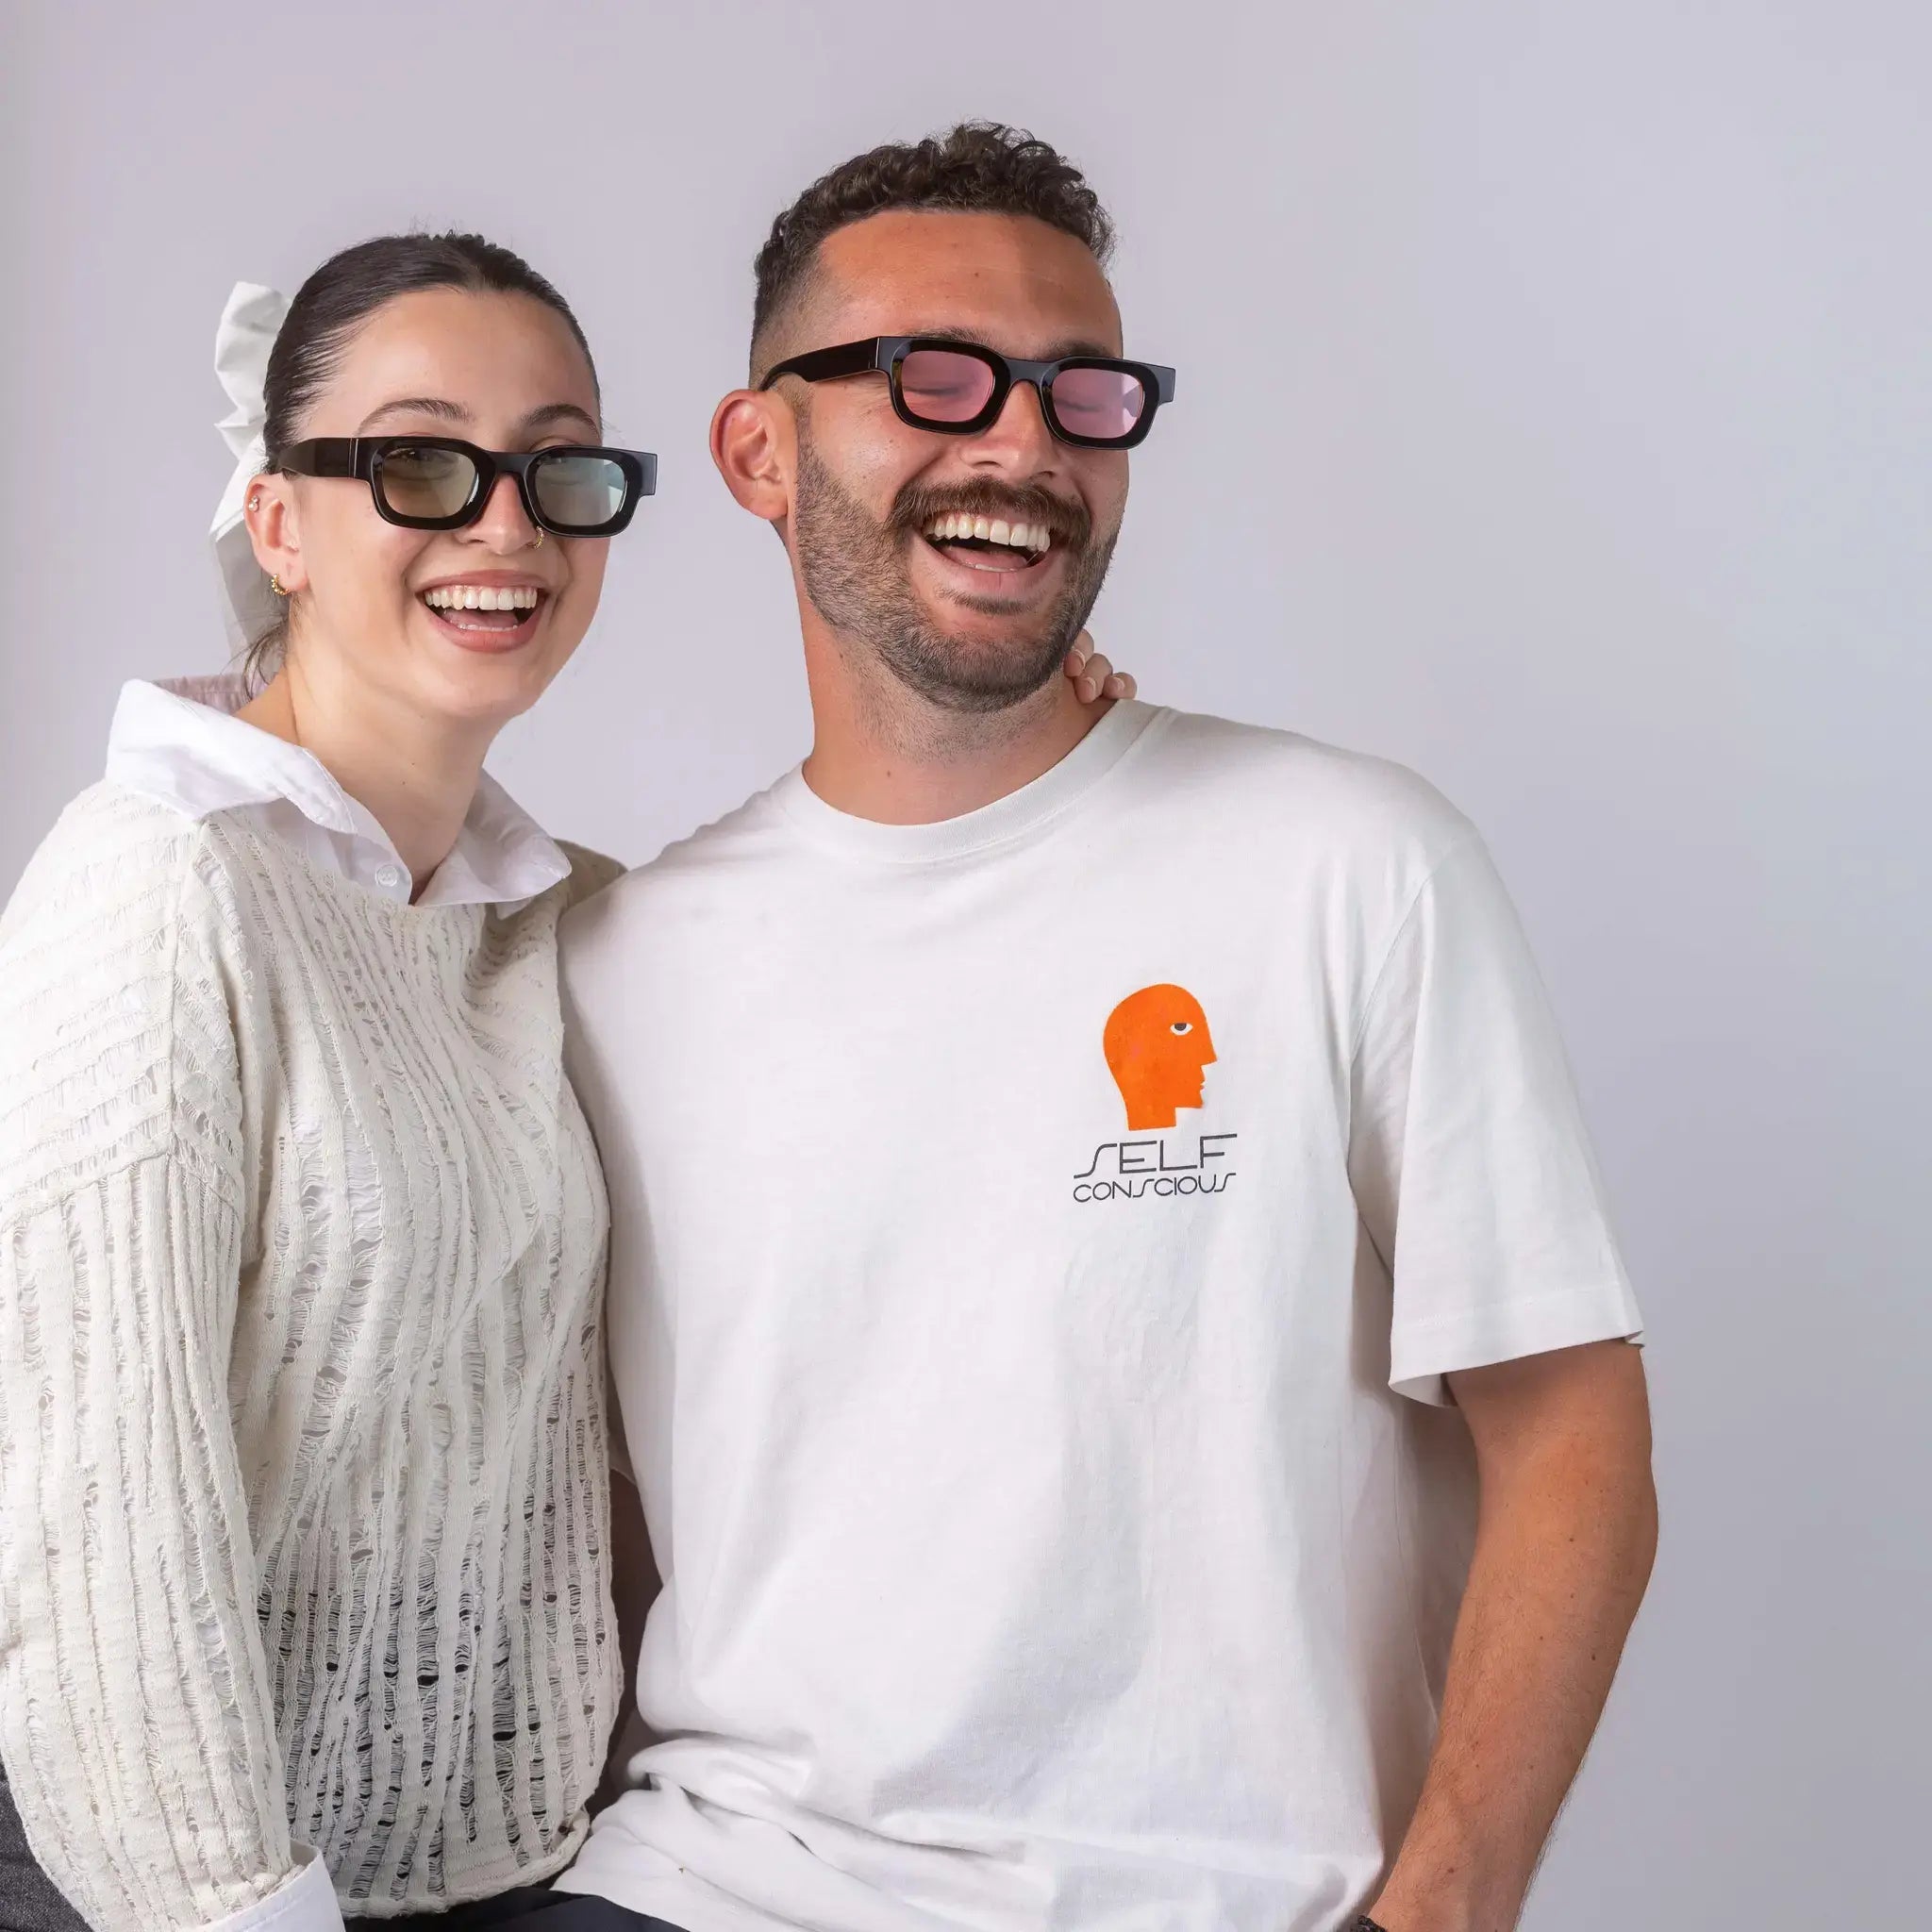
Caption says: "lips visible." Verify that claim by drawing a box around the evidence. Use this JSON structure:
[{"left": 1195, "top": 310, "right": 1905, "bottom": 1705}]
[
  {"left": 916, "top": 537, "right": 1063, "bottom": 602},
  {"left": 415, "top": 575, "right": 551, "bottom": 652}
]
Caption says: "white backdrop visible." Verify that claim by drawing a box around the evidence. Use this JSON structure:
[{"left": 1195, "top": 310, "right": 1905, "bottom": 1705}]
[{"left": 4, "top": 3, "right": 1927, "bottom": 1924}]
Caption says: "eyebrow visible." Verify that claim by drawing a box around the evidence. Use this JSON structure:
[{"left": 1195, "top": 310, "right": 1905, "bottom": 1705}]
[
  {"left": 520, "top": 401, "right": 601, "bottom": 436},
  {"left": 357, "top": 395, "right": 469, "bottom": 432},
  {"left": 354, "top": 396, "right": 601, "bottom": 436}
]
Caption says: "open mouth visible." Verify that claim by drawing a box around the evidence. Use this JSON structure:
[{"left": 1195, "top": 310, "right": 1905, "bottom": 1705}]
[
  {"left": 418, "top": 582, "right": 548, "bottom": 648},
  {"left": 919, "top": 512, "right": 1054, "bottom": 574}
]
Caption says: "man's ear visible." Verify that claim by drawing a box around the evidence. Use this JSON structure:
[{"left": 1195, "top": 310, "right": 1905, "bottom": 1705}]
[
  {"left": 710, "top": 388, "right": 794, "bottom": 526},
  {"left": 246, "top": 474, "right": 308, "bottom": 595}
]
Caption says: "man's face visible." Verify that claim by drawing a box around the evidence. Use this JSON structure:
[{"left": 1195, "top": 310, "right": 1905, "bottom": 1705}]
[{"left": 780, "top": 211, "right": 1132, "bottom": 713}]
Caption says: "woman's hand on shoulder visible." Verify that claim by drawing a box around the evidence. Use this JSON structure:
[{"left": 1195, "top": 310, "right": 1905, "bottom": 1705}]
[{"left": 1063, "top": 630, "right": 1137, "bottom": 707}]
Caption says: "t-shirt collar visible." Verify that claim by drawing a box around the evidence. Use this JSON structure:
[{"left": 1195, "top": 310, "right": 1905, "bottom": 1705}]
[
  {"left": 770, "top": 699, "right": 1168, "bottom": 865},
  {"left": 103, "top": 675, "right": 571, "bottom": 909}
]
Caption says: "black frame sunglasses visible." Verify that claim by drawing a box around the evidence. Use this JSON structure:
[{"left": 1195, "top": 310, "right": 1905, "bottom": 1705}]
[
  {"left": 276, "top": 437, "right": 658, "bottom": 536},
  {"left": 760, "top": 337, "right": 1178, "bottom": 449}
]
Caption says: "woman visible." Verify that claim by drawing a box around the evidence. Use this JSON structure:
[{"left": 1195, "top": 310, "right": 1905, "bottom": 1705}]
[{"left": 0, "top": 232, "right": 1132, "bottom": 1932}]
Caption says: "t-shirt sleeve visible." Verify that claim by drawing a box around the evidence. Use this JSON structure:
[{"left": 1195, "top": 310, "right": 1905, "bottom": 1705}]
[{"left": 1346, "top": 833, "right": 1643, "bottom": 1406}]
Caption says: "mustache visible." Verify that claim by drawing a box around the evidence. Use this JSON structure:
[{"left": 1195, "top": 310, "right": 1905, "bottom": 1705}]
[{"left": 889, "top": 480, "right": 1092, "bottom": 552}]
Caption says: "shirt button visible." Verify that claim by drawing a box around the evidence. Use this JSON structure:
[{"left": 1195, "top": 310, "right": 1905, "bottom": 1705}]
[{"left": 375, "top": 863, "right": 404, "bottom": 891}]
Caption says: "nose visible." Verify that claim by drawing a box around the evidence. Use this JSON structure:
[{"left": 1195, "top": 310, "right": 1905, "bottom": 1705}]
[
  {"left": 962, "top": 376, "right": 1060, "bottom": 477},
  {"left": 463, "top": 470, "right": 541, "bottom": 555}
]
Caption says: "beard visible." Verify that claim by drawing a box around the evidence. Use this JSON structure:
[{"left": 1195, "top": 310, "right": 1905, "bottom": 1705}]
[{"left": 791, "top": 436, "right": 1118, "bottom": 715}]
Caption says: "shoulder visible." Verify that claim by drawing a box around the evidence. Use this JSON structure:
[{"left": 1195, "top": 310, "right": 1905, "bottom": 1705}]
[
  {"left": 0, "top": 786, "right": 242, "bottom": 1218},
  {"left": 558, "top": 786, "right": 784, "bottom": 958},
  {"left": 1138, "top": 707, "right": 1476, "bottom": 874},
  {"left": 1144, "top": 708, "right": 1474, "bottom": 849},
  {"left": 1, "top": 783, "right": 209, "bottom": 955}
]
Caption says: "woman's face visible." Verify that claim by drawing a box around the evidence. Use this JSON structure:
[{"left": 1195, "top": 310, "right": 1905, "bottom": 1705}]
[{"left": 254, "top": 286, "right": 612, "bottom": 731}]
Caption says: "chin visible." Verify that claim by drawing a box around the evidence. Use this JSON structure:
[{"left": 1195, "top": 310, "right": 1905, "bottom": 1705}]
[
  {"left": 922, "top": 594, "right": 1064, "bottom": 656},
  {"left": 420, "top": 651, "right": 558, "bottom": 729}
]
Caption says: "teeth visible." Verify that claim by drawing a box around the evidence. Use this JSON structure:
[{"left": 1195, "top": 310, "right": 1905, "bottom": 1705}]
[
  {"left": 423, "top": 585, "right": 540, "bottom": 611},
  {"left": 921, "top": 514, "right": 1054, "bottom": 554}
]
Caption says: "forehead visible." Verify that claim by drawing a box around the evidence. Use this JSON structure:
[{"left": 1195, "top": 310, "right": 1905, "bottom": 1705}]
[
  {"left": 308, "top": 287, "right": 598, "bottom": 427},
  {"left": 811, "top": 210, "right": 1122, "bottom": 355}
]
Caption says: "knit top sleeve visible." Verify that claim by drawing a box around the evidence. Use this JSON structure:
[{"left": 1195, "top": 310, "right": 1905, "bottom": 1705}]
[{"left": 0, "top": 788, "right": 338, "bottom": 1929}]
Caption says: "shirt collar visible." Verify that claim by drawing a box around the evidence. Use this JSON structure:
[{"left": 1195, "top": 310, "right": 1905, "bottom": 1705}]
[{"left": 104, "top": 675, "right": 572, "bottom": 909}]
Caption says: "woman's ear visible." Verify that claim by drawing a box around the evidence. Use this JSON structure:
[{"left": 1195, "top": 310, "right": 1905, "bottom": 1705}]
[
  {"left": 710, "top": 389, "right": 794, "bottom": 527},
  {"left": 245, "top": 474, "right": 308, "bottom": 595}
]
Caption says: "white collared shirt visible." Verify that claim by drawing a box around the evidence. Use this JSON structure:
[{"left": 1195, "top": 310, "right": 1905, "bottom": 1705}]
[{"left": 103, "top": 674, "right": 571, "bottom": 908}]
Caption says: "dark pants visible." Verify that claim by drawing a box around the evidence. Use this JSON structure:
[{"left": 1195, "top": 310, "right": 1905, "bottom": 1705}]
[
  {"left": 0, "top": 1771, "right": 86, "bottom": 1932},
  {"left": 365, "top": 1890, "right": 678, "bottom": 1931},
  {"left": 0, "top": 1767, "right": 673, "bottom": 1932},
  {"left": 368, "top": 1890, "right": 679, "bottom": 1931}
]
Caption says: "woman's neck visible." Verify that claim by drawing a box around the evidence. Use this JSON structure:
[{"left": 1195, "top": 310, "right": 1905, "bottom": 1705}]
[{"left": 238, "top": 658, "right": 494, "bottom": 898}]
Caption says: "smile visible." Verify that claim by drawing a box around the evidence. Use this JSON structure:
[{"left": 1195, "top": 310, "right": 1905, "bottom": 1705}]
[
  {"left": 920, "top": 512, "right": 1053, "bottom": 572},
  {"left": 417, "top": 578, "right": 550, "bottom": 650}
]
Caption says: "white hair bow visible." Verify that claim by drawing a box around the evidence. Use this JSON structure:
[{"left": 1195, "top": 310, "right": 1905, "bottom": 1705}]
[{"left": 209, "top": 281, "right": 291, "bottom": 649}]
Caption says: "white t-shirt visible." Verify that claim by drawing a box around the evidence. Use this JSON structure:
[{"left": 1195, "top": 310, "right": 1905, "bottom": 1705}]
[{"left": 557, "top": 702, "right": 1641, "bottom": 1932}]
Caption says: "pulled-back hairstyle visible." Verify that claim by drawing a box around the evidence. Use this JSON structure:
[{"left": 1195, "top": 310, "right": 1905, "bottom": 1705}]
[
  {"left": 750, "top": 122, "right": 1115, "bottom": 378},
  {"left": 244, "top": 230, "right": 597, "bottom": 687}
]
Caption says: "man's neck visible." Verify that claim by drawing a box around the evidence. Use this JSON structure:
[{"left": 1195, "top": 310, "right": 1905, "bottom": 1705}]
[
  {"left": 798, "top": 623, "right": 1112, "bottom": 826},
  {"left": 238, "top": 657, "right": 494, "bottom": 895}
]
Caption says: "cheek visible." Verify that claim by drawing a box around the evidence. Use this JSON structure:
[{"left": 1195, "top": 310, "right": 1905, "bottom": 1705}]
[
  {"left": 549, "top": 541, "right": 608, "bottom": 648},
  {"left": 1083, "top": 454, "right": 1131, "bottom": 534},
  {"left": 562, "top": 541, "right": 611, "bottom": 609},
  {"left": 304, "top": 497, "right": 431, "bottom": 608},
  {"left": 817, "top": 397, "right": 925, "bottom": 516}
]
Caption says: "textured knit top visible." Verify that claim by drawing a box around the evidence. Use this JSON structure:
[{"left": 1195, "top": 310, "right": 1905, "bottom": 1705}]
[{"left": 0, "top": 679, "right": 624, "bottom": 1930}]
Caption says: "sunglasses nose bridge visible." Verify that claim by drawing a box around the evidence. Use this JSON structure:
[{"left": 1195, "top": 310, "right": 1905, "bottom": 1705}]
[
  {"left": 464, "top": 464, "right": 542, "bottom": 546},
  {"left": 972, "top": 371, "right": 1059, "bottom": 458}
]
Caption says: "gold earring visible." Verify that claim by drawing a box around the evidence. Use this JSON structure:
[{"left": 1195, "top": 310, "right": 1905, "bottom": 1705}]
[
  {"left": 270, "top": 574, "right": 288, "bottom": 597},
  {"left": 533, "top": 528, "right": 545, "bottom": 550}
]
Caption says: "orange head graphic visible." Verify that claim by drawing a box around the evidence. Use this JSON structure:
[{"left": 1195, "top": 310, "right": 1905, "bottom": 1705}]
[{"left": 1104, "top": 985, "right": 1217, "bottom": 1131}]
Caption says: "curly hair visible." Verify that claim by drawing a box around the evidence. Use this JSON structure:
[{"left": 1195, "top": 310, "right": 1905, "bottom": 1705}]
[{"left": 750, "top": 122, "right": 1115, "bottom": 376}]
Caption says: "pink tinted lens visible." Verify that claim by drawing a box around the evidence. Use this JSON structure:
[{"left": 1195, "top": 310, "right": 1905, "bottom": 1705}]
[
  {"left": 1050, "top": 365, "right": 1146, "bottom": 441},
  {"left": 898, "top": 348, "right": 998, "bottom": 424}
]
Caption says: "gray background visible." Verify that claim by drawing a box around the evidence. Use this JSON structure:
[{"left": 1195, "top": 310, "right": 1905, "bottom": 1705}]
[{"left": 4, "top": 2, "right": 1926, "bottom": 1924}]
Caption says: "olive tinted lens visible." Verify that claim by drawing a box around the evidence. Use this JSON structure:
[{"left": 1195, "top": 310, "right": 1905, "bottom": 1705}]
[
  {"left": 1049, "top": 366, "right": 1148, "bottom": 443},
  {"left": 897, "top": 348, "right": 999, "bottom": 425},
  {"left": 375, "top": 444, "right": 479, "bottom": 522},
  {"left": 531, "top": 453, "right": 629, "bottom": 530}
]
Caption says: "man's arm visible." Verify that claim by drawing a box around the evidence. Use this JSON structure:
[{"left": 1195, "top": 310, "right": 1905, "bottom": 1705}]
[{"left": 1367, "top": 1339, "right": 1657, "bottom": 1932}]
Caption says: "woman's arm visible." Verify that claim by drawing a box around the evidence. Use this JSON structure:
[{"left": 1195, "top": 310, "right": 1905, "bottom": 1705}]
[{"left": 0, "top": 800, "right": 341, "bottom": 1932}]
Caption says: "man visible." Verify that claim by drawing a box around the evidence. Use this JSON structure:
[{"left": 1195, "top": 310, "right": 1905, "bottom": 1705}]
[{"left": 558, "top": 124, "right": 1656, "bottom": 1932}]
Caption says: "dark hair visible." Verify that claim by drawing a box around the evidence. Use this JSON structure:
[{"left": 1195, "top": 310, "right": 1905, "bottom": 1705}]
[
  {"left": 244, "top": 229, "right": 597, "bottom": 687},
  {"left": 750, "top": 122, "right": 1115, "bottom": 377}
]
